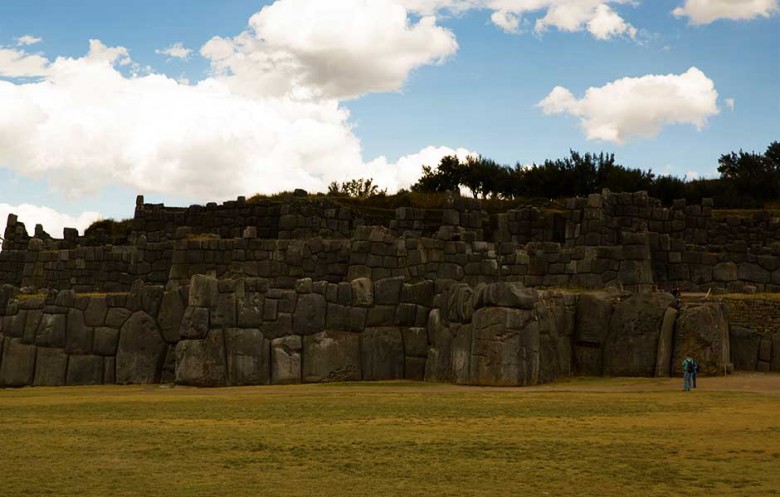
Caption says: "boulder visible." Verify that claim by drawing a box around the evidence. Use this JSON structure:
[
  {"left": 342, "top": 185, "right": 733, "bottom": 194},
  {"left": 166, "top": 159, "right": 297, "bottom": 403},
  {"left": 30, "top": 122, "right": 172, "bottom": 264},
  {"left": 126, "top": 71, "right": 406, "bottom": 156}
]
[
  {"left": 469, "top": 306, "right": 539, "bottom": 386},
  {"left": 93, "top": 327, "right": 119, "bottom": 356},
  {"left": 105, "top": 307, "right": 132, "bottom": 329},
  {"left": 573, "top": 292, "right": 614, "bottom": 376},
  {"left": 66, "top": 355, "right": 104, "bottom": 385},
  {"left": 442, "top": 284, "right": 475, "bottom": 324},
  {"left": 758, "top": 337, "right": 772, "bottom": 363},
  {"left": 116, "top": 311, "right": 167, "bottom": 384},
  {"left": 189, "top": 274, "right": 218, "bottom": 308},
  {"left": 175, "top": 329, "right": 227, "bottom": 387},
  {"left": 360, "top": 327, "right": 404, "bottom": 381},
  {"left": 729, "top": 326, "right": 761, "bottom": 371},
  {"left": 0, "top": 337, "right": 36, "bottom": 387},
  {"left": 424, "top": 309, "right": 453, "bottom": 383},
  {"left": 293, "top": 294, "right": 326, "bottom": 335},
  {"left": 35, "top": 313, "right": 66, "bottom": 348},
  {"left": 654, "top": 307, "right": 678, "bottom": 377},
  {"left": 271, "top": 335, "right": 302, "bottom": 385},
  {"left": 65, "top": 309, "right": 93, "bottom": 355},
  {"left": 451, "top": 323, "right": 472, "bottom": 385},
  {"left": 34, "top": 347, "right": 68, "bottom": 386},
  {"left": 671, "top": 304, "right": 730, "bottom": 376},
  {"left": 179, "top": 306, "right": 210, "bottom": 339},
  {"left": 224, "top": 328, "right": 270, "bottom": 385},
  {"left": 212, "top": 293, "right": 237, "bottom": 328},
  {"left": 302, "top": 331, "right": 361, "bottom": 383},
  {"left": 84, "top": 297, "right": 108, "bottom": 327},
  {"left": 402, "top": 327, "right": 428, "bottom": 358},
  {"left": 602, "top": 293, "right": 674, "bottom": 376},
  {"left": 157, "top": 289, "right": 185, "bottom": 343}
]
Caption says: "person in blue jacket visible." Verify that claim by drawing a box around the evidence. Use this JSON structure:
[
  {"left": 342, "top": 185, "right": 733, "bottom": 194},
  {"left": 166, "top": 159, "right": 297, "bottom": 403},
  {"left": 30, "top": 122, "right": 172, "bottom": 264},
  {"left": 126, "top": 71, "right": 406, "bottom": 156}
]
[{"left": 682, "top": 356, "right": 695, "bottom": 392}]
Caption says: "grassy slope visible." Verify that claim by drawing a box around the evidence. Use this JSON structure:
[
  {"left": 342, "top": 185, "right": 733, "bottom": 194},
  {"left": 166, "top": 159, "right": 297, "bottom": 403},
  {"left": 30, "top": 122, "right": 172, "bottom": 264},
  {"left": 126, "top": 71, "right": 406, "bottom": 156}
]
[{"left": 0, "top": 378, "right": 779, "bottom": 497}]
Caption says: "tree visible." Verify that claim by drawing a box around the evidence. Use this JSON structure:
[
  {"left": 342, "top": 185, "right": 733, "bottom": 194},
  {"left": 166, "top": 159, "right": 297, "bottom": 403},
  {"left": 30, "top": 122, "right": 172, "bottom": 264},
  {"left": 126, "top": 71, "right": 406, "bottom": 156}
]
[
  {"left": 327, "top": 178, "right": 386, "bottom": 198},
  {"left": 717, "top": 141, "right": 780, "bottom": 202}
]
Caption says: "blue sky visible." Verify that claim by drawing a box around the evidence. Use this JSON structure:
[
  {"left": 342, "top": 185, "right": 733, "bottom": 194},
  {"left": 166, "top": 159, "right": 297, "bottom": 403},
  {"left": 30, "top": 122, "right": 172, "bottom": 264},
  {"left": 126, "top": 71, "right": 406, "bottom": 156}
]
[{"left": 0, "top": 0, "right": 778, "bottom": 236}]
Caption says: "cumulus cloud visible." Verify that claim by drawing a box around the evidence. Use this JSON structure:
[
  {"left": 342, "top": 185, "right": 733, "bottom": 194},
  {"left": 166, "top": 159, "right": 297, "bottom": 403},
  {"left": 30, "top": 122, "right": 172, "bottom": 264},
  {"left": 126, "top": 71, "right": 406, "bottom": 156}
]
[
  {"left": 16, "top": 35, "right": 42, "bottom": 46},
  {"left": 724, "top": 98, "right": 735, "bottom": 110},
  {"left": 0, "top": 47, "right": 49, "bottom": 77},
  {"left": 0, "top": 203, "right": 102, "bottom": 240},
  {"left": 363, "top": 145, "right": 477, "bottom": 192},
  {"left": 673, "top": 0, "right": 778, "bottom": 24},
  {"left": 156, "top": 42, "right": 192, "bottom": 60},
  {"left": 538, "top": 67, "right": 720, "bottom": 143},
  {"left": 398, "top": 0, "right": 638, "bottom": 39},
  {"left": 201, "top": 0, "right": 458, "bottom": 100}
]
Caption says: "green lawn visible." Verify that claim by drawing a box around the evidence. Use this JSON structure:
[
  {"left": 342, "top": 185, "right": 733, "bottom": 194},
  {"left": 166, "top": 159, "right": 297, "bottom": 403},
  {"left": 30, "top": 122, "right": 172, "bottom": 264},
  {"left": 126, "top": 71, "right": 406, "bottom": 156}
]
[{"left": 1, "top": 377, "right": 779, "bottom": 497}]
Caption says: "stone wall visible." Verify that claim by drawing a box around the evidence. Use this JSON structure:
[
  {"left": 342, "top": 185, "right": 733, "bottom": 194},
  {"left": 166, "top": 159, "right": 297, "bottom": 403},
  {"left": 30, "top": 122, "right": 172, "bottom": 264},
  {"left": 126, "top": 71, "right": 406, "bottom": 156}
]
[{"left": 3, "top": 277, "right": 768, "bottom": 389}]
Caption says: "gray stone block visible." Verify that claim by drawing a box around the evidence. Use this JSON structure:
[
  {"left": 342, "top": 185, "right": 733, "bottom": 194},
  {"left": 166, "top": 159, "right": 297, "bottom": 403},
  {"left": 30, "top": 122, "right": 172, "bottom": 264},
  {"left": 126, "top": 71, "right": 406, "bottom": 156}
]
[
  {"left": 158, "top": 290, "right": 185, "bottom": 343},
  {"left": 35, "top": 313, "right": 66, "bottom": 348},
  {"left": 67, "top": 355, "right": 104, "bottom": 385},
  {"left": 84, "top": 297, "right": 108, "bottom": 327},
  {"left": 303, "top": 331, "right": 361, "bottom": 383},
  {"left": 470, "top": 307, "right": 539, "bottom": 386},
  {"left": 116, "top": 311, "right": 167, "bottom": 384},
  {"left": 361, "top": 327, "right": 404, "bottom": 381},
  {"left": 293, "top": 294, "right": 326, "bottom": 335},
  {"left": 65, "top": 309, "right": 93, "bottom": 355},
  {"left": 402, "top": 327, "right": 428, "bottom": 358},
  {"left": 237, "top": 293, "right": 264, "bottom": 328},
  {"left": 374, "top": 276, "right": 404, "bottom": 305},
  {"left": 654, "top": 307, "right": 678, "bottom": 377},
  {"left": 189, "top": 274, "right": 219, "bottom": 307},
  {"left": 351, "top": 278, "right": 373, "bottom": 307},
  {"left": 105, "top": 307, "right": 132, "bottom": 328},
  {"left": 179, "top": 306, "right": 209, "bottom": 340},
  {"left": 94, "top": 327, "right": 119, "bottom": 356},
  {"left": 34, "top": 347, "right": 68, "bottom": 386},
  {"left": 404, "top": 357, "right": 426, "bottom": 381},
  {"left": 271, "top": 335, "right": 302, "bottom": 385},
  {"left": 175, "top": 329, "right": 227, "bottom": 386},
  {"left": 730, "top": 326, "right": 761, "bottom": 371},
  {"left": 0, "top": 338, "right": 36, "bottom": 387},
  {"left": 225, "top": 328, "right": 270, "bottom": 385}
]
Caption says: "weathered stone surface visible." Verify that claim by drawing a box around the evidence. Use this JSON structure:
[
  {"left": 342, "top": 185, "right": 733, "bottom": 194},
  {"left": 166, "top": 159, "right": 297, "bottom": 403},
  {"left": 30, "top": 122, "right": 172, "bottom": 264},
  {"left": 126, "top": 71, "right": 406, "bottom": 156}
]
[
  {"left": 105, "top": 307, "right": 132, "bottom": 329},
  {"left": 179, "top": 306, "right": 210, "bottom": 340},
  {"left": 729, "top": 326, "right": 761, "bottom": 371},
  {"left": 237, "top": 293, "right": 264, "bottom": 328},
  {"left": 405, "top": 356, "right": 426, "bottom": 380},
  {"left": 224, "top": 328, "right": 270, "bottom": 385},
  {"left": 293, "top": 294, "right": 326, "bottom": 335},
  {"left": 116, "top": 311, "right": 167, "bottom": 384},
  {"left": 259, "top": 313, "right": 293, "bottom": 340},
  {"left": 175, "top": 329, "right": 227, "bottom": 386},
  {"left": 23, "top": 309, "right": 41, "bottom": 343},
  {"left": 351, "top": 278, "right": 373, "bottom": 307},
  {"left": 35, "top": 313, "right": 66, "bottom": 348},
  {"left": 189, "top": 274, "right": 218, "bottom": 308},
  {"left": 34, "top": 347, "right": 68, "bottom": 386},
  {"left": 672, "top": 304, "right": 730, "bottom": 376},
  {"left": 0, "top": 337, "right": 36, "bottom": 387},
  {"left": 84, "top": 297, "right": 108, "bottom": 327},
  {"left": 401, "top": 281, "right": 435, "bottom": 307},
  {"left": 470, "top": 306, "right": 539, "bottom": 386},
  {"left": 212, "top": 293, "right": 237, "bottom": 328},
  {"left": 402, "top": 327, "right": 428, "bottom": 358},
  {"left": 360, "top": 327, "right": 404, "bottom": 381},
  {"left": 271, "top": 335, "right": 302, "bottom": 385},
  {"left": 451, "top": 324, "right": 472, "bottom": 385},
  {"left": 713, "top": 262, "right": 738, "bottom": 282},
  {"left": 476, "top": 282, "right": 537, "bottom": 310},
  {"left": 303, "top": 331, "right": 361, "bottom": 383},
  {"left": 374, "top": 276, "right": 404, "bottom": 305},
  {"left": 737, "top": 263, "right": 770, "bottom": 284},
  {"left": 65, "top": 309, "right": 93, "bottom": 355},
  {"left": 424, "top": 309, "right": 453, "bottom": 383},
  {"left": 157, "top": 289, "right": 185, "bottom": 343},
  {"left": 758, "top": 337, "right": 772, "bottom": 363},
  {"left": 160, "top": 346, "right": 175, "bottom": 384},
  {"left": 573, "top": 292, "right": 614, "bottom": 376},
  {"left": 104, "top": 357, "right": 116, "bottom": 384},
  {"left": 602, "top": 293, "right": 673, "bottom": 377},
  {"left": 66, "top": 355, "right": 104, "bottom": 385},
  {"left": 141, "top": 285, "right": 164, "bottom": 318},
  {"left": 93, "top": 327, "right": 119, "bottom": 356},
  {"left": 654, "top": 307, "right": 678, "bottom": 377},
  {"left": 772, "top": 334, "right": 780, "bottom": 372},
  {"left": 442, "top": 284, "right": 475, "bottom": 324}
]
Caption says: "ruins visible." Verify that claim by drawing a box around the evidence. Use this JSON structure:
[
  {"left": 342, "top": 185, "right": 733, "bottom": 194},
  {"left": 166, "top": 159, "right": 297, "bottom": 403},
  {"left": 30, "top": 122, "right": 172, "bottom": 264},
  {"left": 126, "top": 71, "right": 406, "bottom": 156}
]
[{"left": 1, "top": 190, "right": 778, "bottom": 387}]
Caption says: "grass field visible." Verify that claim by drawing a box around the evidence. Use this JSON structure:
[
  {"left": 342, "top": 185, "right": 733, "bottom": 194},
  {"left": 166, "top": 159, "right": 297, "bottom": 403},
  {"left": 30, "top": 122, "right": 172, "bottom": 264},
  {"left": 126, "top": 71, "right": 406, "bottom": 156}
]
[{"left": 1, "top": 375, "right": 779, "bottom": 497}]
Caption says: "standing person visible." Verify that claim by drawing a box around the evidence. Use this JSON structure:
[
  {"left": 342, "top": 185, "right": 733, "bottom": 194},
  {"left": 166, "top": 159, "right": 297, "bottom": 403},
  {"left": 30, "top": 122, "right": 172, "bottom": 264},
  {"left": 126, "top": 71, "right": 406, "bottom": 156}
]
[
  {"left": 682, "top": 356, "right": 695, "bottom": 392},
  {"left": 692, "top": 358, "right": 699, "bottom": 389},
  {"left": 671, "top": 286, "right": 681, "bottom": 309}
]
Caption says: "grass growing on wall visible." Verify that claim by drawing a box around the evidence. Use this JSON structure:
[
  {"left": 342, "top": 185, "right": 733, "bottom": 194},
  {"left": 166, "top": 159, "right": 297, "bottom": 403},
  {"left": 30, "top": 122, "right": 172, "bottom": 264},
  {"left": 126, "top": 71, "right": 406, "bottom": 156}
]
[{"left": 0, "top": 376, "right": 779, "bottom": 497}]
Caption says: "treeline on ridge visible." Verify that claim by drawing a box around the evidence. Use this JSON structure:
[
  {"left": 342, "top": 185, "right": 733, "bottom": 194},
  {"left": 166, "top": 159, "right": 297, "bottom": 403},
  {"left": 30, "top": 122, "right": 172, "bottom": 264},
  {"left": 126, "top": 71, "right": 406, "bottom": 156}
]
[{"left": 409, "top": 141, "right": 780, "bottom": 208}]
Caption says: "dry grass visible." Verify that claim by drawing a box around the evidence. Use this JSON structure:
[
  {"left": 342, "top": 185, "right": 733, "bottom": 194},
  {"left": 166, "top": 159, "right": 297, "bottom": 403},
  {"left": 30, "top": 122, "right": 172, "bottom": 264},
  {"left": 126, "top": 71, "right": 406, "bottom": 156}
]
[{"left": 1, "top": 375, "right": 779, "bottom": 497}]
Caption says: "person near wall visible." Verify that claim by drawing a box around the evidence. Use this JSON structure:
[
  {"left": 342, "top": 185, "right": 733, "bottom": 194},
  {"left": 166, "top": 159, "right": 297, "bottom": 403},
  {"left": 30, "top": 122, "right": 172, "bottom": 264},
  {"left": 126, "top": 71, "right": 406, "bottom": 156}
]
[{"left": 682, "top": 356, "right": 695, "bottom": 392}]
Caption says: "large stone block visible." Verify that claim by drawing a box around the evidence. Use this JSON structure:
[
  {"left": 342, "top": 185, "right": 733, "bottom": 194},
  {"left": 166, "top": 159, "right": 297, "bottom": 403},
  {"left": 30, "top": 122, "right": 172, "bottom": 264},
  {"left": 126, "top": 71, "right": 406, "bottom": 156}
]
[
  {"left": 451, "top": 324, "right": 472, "bottom": 385},
  {"left": 654, "top": 307, "right": 678, "bottom": 377},
  {"left": 470, "top": 306, "right": 539, "bottom": 386},
  {"left": 105, "top": 307, "right": 132, "bottom": 329},
  {"left": 772, "top": 334, "right": 780, "bottom": 372},
  {"left": 224, "top": 328, "right": 270, "bottom": 386},
  {"left": 303, "top": 331, "right": 361, "bottom": 383},
  {"left": 34, "top": 347, "right": 68, "bottom": 386},
  {"left": 271, "top": 335, "right": 302, "bottom": 385},
  {"left": 713, "top": 262, "right": 737, "bottom": 282},
  {"left": 179, "top": 306, "right": 209, "bottom": 339},
  {"left": 574, "top": 293, "right": 614, "bottom": 345},
  {"left": 360, "top": 327, "right": 404, "bottom": 381},
  {"left": 758, "top": 337, "right": 772, "bottom": 363},
  {"left": 35, "top": 313, "right": 66, "bottom": 348},
  {"left": 237, "top": 293, "right": 264, "bottom": 328},
  {"left": 293, "top": 294, "right": 326, "bottom": 335},
  {"left": 84, "top": 297, "right": 108, "bottom": 327},
  {"left": 0, "top": 337, "right": 36, "bottom": 387},
  {"left": 602, "top": 293, "right": 673, "bottom": 377},
  {"left": 116, "top": 311, "right": 167, "bottom": 384},
  {"left": 475, "top": 282, "right": 537, "bottom": 310},
  {"left": 374, "top": 276, "right": 404, "bottom": 305},
  {"left": 401, "top": 280, "right": 435, "bottom": 307},
  {"left": 65, "top": 309, "right": 93, "bottom": 355},
  {"left": 729, "top": 326, "right": 760, "bottom": 371},
  {"left": 402, "top": 327, "right": 428, "bottom": 358},
  {"left": 175, "top": 329, "right": 227, "bottom": 386},
  {"left": 212, "top": 293, "right": 237, "bottom": 327},
  {"left": 351, "top": 278, "right": 373, "bottom": 307},
  {"left": 424, "top": 309, "right": 452, "bottom": 383},
  {"left": 672, "top": 304, "right": 730, "bottom": 376},
  {"left": 67, "top": 355, "right": 105, "bottom": 385},
  {"left": 93, "top": 327, "right": 119, "bottom": 356},
  {"left": 189, "top": 274, "right": 219, "bottom": 308},
  {"left": 157, "top": 289, "right": 185, "bottom": 343}
]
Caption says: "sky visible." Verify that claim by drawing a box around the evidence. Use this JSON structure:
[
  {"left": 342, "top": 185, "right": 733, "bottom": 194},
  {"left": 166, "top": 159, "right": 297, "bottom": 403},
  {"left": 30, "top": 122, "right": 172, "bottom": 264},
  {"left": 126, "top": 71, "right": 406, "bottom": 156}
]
[{"left": 0, "top": 0, "right": 778, "bottom": 238}]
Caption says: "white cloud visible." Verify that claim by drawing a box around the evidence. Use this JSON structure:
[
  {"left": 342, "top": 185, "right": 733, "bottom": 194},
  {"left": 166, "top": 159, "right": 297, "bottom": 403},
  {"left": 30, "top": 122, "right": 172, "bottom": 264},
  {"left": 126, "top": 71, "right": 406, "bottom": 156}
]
[
  {"left": 673, "top": 0, "right": 778, "bottom": 24},
  {"left": 399, "top": 0, "right": 638, "bottom": 40},
  {"left": 725, "top": 98, "right": 735, "bottom": 111},
  {"left": 538, "top": 67, "right": 720, "bottom": 144},
  {"left": 201, "top": 0, "right": 458, "bottom": 100},
  {"left": 16, "top": 35, "right": 42, "bottom": 46},
  {"left": 686, "top": 170, "right": 699, "bottom": 180},
  {"left": 363, "top": 145, "right": 477, "bottom": 192},
  {"left": 156, "top": 42, "right": 193, "bottom": 60},
  {"left": 0, "top": 203, "right": 102, "bottom": 240},
  {"left": 0, "top": 47, "right": 49, "bottom": 78}
]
